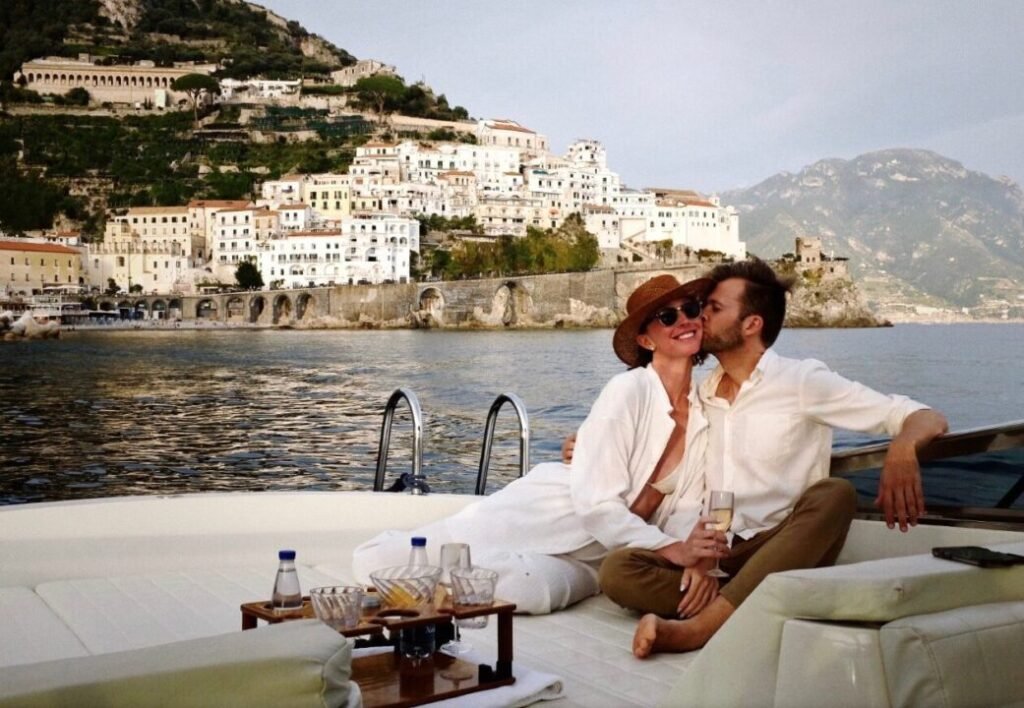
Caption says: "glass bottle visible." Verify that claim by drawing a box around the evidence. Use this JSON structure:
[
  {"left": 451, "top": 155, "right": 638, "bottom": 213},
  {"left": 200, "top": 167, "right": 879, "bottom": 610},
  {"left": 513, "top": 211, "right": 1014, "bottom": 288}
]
[
  {"left": 409, "top": 536, "right": 428, "bottom": 566},
  {"left": 271, "top": 549, "right": 302, "bottom": 612},
  {"left": 401, "top": 537, "right": 435, "bottom": 660}
]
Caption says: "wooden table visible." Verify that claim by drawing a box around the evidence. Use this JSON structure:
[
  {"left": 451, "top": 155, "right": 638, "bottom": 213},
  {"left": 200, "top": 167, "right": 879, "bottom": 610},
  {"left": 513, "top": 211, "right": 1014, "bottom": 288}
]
[{"left": 241, "top": 593, "right": 516, "bottom": 707}]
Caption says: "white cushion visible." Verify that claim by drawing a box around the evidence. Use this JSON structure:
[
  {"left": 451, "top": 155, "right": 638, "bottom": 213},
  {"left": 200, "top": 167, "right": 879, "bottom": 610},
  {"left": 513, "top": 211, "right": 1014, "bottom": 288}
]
[
  {"left": 0, "top": 587, "right": 88, "bottom": 668},
  {"left": 662, "top": 541, "right": 1024, "bottom": 708},
  {"left": 880, "top": 601, "right": 1024, "bottom": 708},
  {"left": 0, "top": 619, "right": 354, "bottom": 708},
  {"left": 775, "top": 620, "right": 888, "bottom": 708},
  {"left": 35, "top": 565, "right": 348, "bottom": 654}
]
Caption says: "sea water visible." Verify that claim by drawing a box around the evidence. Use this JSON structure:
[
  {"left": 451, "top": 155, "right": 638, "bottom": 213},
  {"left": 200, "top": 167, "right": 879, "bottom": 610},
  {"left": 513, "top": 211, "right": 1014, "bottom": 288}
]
[{"left": 1, "top": 324, "right": 1020, "bottom": 505}]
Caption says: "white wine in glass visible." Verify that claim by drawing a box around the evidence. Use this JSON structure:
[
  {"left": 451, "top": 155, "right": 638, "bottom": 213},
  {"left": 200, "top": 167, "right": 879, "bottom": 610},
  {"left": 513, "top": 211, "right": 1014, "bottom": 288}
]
[{"left": 706, "top": 490, "right": 733, "bottom": 578}]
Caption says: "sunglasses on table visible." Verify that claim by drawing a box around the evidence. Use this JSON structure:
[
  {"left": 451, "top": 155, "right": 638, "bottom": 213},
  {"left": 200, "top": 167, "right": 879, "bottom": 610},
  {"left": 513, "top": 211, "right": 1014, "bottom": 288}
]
[{"left": 648, "top": 300, "right": 703, "bottom": 327}]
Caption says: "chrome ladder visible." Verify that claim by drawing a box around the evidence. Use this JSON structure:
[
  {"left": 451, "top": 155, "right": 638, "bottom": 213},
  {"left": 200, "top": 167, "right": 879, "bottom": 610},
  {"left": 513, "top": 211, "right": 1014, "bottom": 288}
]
[
  {"left": 476, "top": 392, "right": 530, "bottom": 495},
  {"left": 373, "top": 388, "right": 428, "bottom": 494},
  {"left": 372, "top": 389, "right": 531, "bottom": 495}
]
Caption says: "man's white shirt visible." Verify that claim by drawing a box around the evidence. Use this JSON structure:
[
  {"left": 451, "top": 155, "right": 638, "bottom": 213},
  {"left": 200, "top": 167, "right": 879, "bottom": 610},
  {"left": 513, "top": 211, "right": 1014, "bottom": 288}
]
[{"left": 699, "top": 349, "right": 928, "bottom": 539}]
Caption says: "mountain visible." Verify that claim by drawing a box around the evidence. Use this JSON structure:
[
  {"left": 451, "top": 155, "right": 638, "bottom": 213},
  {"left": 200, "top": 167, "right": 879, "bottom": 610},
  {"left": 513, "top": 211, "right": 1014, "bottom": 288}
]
[
  {"left": 723, "top": 149, "right": 1024, "bottom": 309},
  {"left": 1, "top": 0, "right": 355, "bottom": 81}
]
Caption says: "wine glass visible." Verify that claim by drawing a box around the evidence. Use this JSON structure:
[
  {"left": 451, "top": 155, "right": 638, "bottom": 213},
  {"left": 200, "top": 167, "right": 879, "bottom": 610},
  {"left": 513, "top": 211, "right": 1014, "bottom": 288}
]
[
  {"left": 439, "top": 543, "right": 473, "bottom": 656},
  {"left": 706, "top": 490, "right": 734, "bottom": 578}
]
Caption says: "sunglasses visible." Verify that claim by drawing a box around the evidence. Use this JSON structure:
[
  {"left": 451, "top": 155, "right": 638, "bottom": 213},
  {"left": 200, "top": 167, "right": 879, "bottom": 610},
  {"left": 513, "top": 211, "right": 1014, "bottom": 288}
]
[{"left": 648, "top": 300, "right": 703, "bottom": 328}]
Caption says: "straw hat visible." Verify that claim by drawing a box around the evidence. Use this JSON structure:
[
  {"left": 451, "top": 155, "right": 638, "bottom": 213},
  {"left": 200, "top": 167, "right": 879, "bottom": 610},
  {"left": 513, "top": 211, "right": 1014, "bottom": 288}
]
[{"left": 613, "top": 275, "right": 714, "bottom": 367}]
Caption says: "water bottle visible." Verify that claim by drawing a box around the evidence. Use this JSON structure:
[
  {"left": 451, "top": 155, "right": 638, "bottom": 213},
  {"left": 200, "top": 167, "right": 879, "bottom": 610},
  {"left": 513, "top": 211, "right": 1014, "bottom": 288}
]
[
  {"left": 271, "top": 549, "right": 302, "bottom": 612},
  {"left": 409, "top": 536, "right": 428, "bottom": 566},
  {"left": 401, "top": 537, "right": 435, "bottom": 659}
]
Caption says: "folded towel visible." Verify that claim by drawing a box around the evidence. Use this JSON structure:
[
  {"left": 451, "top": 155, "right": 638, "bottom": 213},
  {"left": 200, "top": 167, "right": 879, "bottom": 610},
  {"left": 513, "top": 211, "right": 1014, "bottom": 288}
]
[{"left": 352, "top": 647, "right": 564, "bottom": 707}]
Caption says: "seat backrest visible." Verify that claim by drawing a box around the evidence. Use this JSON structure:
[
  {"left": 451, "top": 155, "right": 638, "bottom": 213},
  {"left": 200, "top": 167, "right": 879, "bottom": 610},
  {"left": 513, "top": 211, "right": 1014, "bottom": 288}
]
[{"left": 880, "top": 600, "right": 1024, "bottom": 708}]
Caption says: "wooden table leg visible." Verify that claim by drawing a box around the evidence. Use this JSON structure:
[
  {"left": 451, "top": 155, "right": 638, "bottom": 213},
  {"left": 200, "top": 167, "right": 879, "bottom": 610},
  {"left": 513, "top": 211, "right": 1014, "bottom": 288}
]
[
  {"left": 241, "top": 612, "right": 257, "bottom": 630},
  {"left": 496, "top": 611, "right": 513, "bottom": 680}
]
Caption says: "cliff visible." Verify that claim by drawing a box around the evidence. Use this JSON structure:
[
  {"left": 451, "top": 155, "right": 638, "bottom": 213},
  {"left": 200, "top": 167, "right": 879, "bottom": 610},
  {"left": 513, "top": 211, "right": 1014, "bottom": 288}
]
[{"left": 784, "top": 272, "right": 888, "bottom": 328}]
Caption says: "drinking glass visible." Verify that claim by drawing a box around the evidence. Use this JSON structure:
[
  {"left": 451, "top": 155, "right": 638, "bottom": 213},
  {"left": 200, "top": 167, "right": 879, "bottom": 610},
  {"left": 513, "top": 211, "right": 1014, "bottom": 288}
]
[
  {"left": 439, "top": 543, "right": 473, "bottom": 656},
  {"left": 706, "top": 490, "right": 734, "bottom": 579},
  {"left": 309, "top": 586, "right": 363, "bottom": 631},
  {"left": 450, "top": 567, "right": 498, "bottom": 630}
]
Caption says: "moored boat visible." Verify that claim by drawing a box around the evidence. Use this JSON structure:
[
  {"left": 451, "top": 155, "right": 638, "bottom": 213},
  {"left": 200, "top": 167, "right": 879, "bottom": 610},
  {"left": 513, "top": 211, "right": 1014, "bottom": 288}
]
[{"left": 0, "top": 419, "right": 1021, "bottom": 706}]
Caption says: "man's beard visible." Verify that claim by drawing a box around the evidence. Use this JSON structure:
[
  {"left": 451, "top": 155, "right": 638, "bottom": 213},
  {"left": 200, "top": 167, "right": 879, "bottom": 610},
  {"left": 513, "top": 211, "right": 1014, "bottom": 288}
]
[{"left": 702, "top": 319, "right": 744, "bottom": 354}]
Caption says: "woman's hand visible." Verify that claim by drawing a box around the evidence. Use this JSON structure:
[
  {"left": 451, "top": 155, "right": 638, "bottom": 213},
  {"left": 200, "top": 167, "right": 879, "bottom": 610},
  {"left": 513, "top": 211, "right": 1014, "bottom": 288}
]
[
  {"left": 561, "top": 433, "right": 577, "bottom": 464},
  {"left": 654, "top": 518, "right": 727, "bottom": 567},
  {"left": 677, "top": 564, "right": 718, "bottom": 618}
]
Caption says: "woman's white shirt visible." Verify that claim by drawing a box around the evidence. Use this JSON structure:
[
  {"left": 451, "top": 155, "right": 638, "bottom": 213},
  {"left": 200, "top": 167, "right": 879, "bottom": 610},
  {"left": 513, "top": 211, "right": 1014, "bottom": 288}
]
[{"left": 570, "top": 365, "right": 707, "bottom": 552}]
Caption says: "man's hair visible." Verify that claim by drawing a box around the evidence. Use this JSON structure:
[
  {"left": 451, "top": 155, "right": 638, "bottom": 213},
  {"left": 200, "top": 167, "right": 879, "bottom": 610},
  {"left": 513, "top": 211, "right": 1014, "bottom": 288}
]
[{"left": 708, "top": 258, "right": 793, "bottom": 346}]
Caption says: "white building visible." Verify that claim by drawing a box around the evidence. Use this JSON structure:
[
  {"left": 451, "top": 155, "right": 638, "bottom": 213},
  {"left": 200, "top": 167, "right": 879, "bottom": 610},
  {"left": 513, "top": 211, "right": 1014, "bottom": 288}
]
[
  {"left": 275, "top": 203, "right": 314, "bottom": 232},
  {"left": 260, "top": 214, "right": 419, "bottom": 288},
  {"left": 86, "top": 222, "right": 195, "bottom": 295},
  {"left": 350, "top": 180, "right": 446, "bottom": 217},
  {"left": 477, "top": 119, "right": 549, "bottom": 157},
  {"left": 389, "top": 141, "right": 522, "bottom": 186},
  {"left": 211, "top": 207, "right": 279, "bottom": 282},
  {"left": 84, "top": 206, "right": 208, "bottom": 294},
  {"left": 259, "top": 176, "right": 306, "bottom": 204},
  {"left": 475, "top": 194, "right": 546, "bottom": 237},
  {"left": 330, "top": 59, "right": 396, "bottom": 87},
  {"left": 219, "top": 78, "right": 301, "bottom": 102},
  {"left": 642, "top": 191, "right": 745, "bottom": 259},
  {"left": 16, "top": 56, "right": 218, "bottom": 108},
  {"left": 436, "top": 171, "right": 478, "bottom": 218},
  {"left": 188, "top": 199, "right": 251, "bottom": 261},
  {"left": 581, "top": 204, "right": 623, "bottom": 251},
  {"left": 351, "top": 143, "right": 402, "bottom": 182}
]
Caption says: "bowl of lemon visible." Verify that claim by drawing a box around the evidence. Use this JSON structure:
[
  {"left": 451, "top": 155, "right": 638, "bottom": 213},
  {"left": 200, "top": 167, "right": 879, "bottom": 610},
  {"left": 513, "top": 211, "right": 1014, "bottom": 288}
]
[{"left": 370, "top": 565, "right": 442, "bottom": 610}]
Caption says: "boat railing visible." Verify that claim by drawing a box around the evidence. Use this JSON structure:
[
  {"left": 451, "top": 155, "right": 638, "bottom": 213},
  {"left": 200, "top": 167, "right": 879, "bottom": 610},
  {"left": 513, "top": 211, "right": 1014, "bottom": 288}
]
[
  {"left": 830, "top": 419, "right": 1024, "bottom": 527},
  {"left": 475, "top": 392, "right": 531, "bottom": 495},
  {"left": 373, "top": 388, "right": 427, "bottom": 494}
]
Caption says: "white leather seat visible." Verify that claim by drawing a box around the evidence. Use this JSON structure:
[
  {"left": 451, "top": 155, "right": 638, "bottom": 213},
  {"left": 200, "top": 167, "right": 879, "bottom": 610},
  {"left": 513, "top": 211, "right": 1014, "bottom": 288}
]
[{"left": 0, "top": 587, "right": 88, "bottom": 668}]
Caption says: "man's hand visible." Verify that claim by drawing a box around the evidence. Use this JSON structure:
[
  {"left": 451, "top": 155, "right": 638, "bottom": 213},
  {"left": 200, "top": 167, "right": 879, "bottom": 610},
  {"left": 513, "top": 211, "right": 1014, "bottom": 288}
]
[
  {"left": 677, "top": 563, "right": 718, "bottom": 618},
  {"left": 654, "top": 519, "right": 728, "bottom": 567},
  {"left": 875, "top": 409, "right": 948, "bottom": 531},
  {"left": 561, "top": 433, "right": 577, "bottom": 464}
]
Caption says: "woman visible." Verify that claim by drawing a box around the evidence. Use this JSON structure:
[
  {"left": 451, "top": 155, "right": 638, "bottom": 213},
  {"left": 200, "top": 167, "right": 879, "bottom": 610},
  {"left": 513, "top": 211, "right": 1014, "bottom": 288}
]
[{"left": 352, "top": 274, "right": 726, "bottom": 614}]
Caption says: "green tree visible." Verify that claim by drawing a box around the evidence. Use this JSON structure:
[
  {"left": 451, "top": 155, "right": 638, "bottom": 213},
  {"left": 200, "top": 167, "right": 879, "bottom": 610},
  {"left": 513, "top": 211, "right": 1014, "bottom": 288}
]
[
  {"left": 65, "top": 87, "right": 90, "bottom": 106},
  {"left": 429, "top": 249, "right": 451, "bottom": 278},
  {"left": 170, "top": 73, "right": 221, "bottom": 127},
  {"left": 235, "top": 260, "right": 264, "bottom": 290},
  {"left": 352, "top": 75, "right": 405, "bottom": 124},
  {"left": 105, "top": 278, "right": 120, "bottom": 296},
  {"left": 129, "top": 283, "right": 143, "bottom": 294}
]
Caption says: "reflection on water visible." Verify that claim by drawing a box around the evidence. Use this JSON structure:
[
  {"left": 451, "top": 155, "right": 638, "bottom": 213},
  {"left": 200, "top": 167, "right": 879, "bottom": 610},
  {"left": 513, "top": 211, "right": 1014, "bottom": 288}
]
[
  {"left": 847, "top": 448, "right": 1024, "bottom": 509},
  {"left": 1, "top": 324, "right": 1021, "bottom": 505}
]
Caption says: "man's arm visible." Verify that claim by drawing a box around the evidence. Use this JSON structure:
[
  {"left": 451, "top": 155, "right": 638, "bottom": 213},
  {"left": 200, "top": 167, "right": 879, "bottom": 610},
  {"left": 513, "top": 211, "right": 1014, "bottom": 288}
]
[{"left": 876, "top": 409, "right": 948, "bottom": 531}]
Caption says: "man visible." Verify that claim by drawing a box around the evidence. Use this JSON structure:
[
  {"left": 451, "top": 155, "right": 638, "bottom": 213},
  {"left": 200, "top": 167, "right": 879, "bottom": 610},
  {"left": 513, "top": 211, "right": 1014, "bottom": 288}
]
[{"left": 593, "top": 259, "right": 948, "bottom": 657}]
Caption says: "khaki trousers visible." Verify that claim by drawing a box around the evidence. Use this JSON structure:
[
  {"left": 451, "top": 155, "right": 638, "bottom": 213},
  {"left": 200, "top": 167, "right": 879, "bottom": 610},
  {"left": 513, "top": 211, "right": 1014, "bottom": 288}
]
[{"left": 599, "top": 478, "right": 857, "bottom": 617}]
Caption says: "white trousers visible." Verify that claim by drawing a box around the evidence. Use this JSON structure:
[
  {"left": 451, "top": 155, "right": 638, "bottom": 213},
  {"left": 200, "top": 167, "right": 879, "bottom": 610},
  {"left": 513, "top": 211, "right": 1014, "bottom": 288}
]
[{"left": 352, "top": 525, "right": 600, "bottom": 615}]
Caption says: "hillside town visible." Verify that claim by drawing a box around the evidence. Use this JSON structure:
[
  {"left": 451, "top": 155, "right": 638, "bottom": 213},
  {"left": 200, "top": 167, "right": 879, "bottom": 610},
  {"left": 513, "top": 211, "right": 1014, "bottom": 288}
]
[{"left": 1, "top": 54, "right": 746, "bottom": 297}]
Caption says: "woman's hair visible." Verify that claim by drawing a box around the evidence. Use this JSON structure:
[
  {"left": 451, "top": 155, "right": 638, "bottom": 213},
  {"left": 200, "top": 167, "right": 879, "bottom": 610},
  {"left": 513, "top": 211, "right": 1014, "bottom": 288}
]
[{"left": 708, "top": 258, "right": 793, "bottom": 347}]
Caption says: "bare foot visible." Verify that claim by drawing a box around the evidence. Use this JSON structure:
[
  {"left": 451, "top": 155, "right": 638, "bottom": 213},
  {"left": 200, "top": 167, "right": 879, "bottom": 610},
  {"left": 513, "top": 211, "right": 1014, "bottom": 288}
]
[
  {"left": 632, "top": 614, "right": 704, "bottom": 658},
  {"left": 632, "top": 614, "right": 660, "bottom": 658}
]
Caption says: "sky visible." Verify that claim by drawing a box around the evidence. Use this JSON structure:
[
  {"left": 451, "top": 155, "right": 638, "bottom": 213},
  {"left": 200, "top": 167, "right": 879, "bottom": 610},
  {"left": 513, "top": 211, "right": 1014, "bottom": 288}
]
[{"left": 258, "top": 0, "right": 1024, "bottom": 193}]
